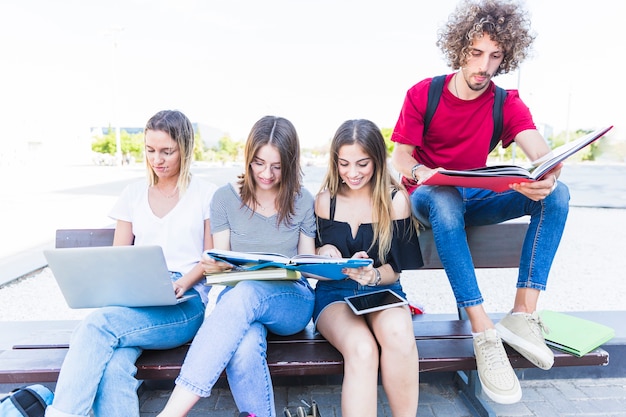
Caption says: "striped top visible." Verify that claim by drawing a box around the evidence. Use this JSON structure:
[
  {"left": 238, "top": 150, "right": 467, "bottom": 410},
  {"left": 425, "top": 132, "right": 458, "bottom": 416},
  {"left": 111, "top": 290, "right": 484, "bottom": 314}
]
[{"left": 210, "top": 183, "right": 316, "bottom": 257}]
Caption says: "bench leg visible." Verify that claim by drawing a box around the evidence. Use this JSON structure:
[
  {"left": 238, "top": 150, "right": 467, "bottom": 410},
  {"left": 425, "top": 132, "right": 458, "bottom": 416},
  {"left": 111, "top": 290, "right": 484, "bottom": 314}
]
[{"left": 455, "top": 369, "right": 496, "bottom": 417}]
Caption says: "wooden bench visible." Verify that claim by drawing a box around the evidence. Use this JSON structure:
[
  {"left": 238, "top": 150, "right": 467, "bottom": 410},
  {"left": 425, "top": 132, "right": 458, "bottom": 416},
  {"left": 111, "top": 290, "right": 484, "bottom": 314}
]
[{"left": 0, "top": 225, "right": 610, "bottom": 417}]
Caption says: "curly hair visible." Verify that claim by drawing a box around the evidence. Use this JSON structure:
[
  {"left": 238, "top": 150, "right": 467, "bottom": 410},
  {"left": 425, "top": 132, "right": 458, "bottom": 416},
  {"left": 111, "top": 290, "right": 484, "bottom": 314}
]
[{"left": 437, "top": 0, "right": 535, "bottom": 75}]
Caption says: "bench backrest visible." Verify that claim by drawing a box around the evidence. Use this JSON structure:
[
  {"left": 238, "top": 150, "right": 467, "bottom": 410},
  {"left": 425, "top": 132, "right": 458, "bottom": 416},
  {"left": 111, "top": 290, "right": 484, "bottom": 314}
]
[
  {"left": 55, "top": 223, "right": 529, "bottom": 269},
  {"left": 56, "top": 229, "right": 115, "bottom": 248}
]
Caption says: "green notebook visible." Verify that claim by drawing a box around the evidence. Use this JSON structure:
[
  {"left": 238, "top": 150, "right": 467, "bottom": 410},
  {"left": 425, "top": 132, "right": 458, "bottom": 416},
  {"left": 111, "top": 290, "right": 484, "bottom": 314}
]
[{"left": 539, "top": 310, "right": 615, "bottom": 357}]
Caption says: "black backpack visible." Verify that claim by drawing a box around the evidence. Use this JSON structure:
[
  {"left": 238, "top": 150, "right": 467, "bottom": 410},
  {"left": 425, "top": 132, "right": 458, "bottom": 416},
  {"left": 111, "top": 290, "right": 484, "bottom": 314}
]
[{"left": 423, "top": 74, "right": 507, "bottom": 153}]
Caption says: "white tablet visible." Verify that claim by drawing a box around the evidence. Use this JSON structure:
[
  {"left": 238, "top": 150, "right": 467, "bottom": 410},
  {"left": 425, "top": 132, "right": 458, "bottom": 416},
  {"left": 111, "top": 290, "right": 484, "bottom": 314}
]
[{"left": 344, "top": 289, "right": 408, "bottom": 315}]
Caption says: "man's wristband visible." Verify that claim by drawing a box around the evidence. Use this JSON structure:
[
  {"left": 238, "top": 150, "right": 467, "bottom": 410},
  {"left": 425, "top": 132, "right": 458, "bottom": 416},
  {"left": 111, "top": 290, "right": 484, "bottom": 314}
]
[{"left": 411, "top": 163, "right": 423, "bottom": 182}]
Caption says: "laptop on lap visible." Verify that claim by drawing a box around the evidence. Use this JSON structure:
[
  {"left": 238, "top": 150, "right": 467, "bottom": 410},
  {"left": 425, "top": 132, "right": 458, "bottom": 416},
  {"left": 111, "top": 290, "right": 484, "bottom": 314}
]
[{"left": 44, "top": 246, "right": 196, "bottom": 308}]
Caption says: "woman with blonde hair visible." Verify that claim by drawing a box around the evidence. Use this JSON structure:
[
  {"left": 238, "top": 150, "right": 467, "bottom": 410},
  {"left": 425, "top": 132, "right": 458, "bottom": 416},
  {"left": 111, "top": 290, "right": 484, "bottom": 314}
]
[
  {"left": 46, "top": 110, "right": 216, "bottom": 417},
  {"left": 314, "top": 119, "right": 423, "bottom": 417}
]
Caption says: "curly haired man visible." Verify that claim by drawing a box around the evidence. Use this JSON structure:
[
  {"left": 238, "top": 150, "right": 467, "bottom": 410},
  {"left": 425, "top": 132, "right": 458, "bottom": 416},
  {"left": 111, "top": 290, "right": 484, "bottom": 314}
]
[{"left": 391, "top": 0, "right": 569, "bottom": 404}]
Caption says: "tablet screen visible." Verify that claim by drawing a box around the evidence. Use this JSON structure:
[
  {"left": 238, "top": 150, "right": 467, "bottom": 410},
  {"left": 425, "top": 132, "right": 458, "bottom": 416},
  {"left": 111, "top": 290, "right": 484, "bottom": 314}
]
[{"left": 344, "top": 289, "right": 408, "bottom": 315}]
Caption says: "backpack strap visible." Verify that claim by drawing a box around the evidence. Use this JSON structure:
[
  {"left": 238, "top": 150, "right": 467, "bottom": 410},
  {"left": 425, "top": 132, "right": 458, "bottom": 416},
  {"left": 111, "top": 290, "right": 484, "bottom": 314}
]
[
  {"left": 490, "top": 85, "right": 507, "bottom": 152},
  {"left": 423, "top": 75, "right": 446, "bottom": 137},
  {"left": 9, "top": 387, "right": 47, "bottom": 417},
  {"left": 423, "top": 74, "right": 507, "bottom": 152}
]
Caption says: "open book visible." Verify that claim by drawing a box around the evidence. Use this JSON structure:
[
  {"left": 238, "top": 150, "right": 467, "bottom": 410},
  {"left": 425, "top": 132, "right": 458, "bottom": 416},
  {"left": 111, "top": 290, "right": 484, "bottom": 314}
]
[
  {"left": 205, "top": 268, "right": 301, "bottom": 286},
  {"left": 205, "top": 249, "right": 373, "bottom": 280},
  {"left": 539, "top": 310, "right": 614, "bottom": 357},
  {"left": 422, "top": 126, "right": 613, "bottom": 192}
]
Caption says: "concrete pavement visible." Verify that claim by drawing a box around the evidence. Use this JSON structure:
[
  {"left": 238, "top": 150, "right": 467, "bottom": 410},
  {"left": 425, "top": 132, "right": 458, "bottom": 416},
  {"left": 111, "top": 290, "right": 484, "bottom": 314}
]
[{"left": 137, "top": 374, "right": 626, "bottom": 417}]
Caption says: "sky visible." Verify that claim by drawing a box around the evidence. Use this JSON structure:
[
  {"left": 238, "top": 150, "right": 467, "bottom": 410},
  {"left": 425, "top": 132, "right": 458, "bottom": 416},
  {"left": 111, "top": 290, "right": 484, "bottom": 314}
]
[{"left": 1, "top": 0, "right": 623, "bottom": 152}]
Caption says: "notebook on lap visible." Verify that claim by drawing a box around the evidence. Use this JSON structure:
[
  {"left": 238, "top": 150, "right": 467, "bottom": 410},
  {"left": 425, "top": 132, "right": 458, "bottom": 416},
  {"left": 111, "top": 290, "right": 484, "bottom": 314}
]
[{"left": 44, "top": 245, "right": 196, "bottom": 308}]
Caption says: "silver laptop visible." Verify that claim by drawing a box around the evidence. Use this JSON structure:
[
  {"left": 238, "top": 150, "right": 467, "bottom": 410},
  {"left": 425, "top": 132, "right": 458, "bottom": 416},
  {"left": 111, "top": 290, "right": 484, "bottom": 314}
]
[{"left": 44, "top": 245, "right": 196, "bottom": 308}]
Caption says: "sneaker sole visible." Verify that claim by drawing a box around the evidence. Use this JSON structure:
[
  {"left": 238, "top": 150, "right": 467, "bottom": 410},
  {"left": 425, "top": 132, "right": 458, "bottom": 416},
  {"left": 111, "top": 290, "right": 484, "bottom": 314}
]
[
  {"left": 478, "top": 378, "right": 522, "bottom": 404},
  {"left": 495, "top": 322, "right": 554, "bottom": 370}
]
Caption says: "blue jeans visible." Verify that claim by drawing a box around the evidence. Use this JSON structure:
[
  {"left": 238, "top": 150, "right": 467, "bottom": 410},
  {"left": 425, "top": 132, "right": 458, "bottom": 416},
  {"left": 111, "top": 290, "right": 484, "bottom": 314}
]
[
  {"left": 45, "top": 277, "right": 205, "bottom": 417},
  {"left": 175, "top": 279, "right": 315, "bottom": 417},
  {"left": 411, "top": 183, "right": 569, "bottom": 308}
]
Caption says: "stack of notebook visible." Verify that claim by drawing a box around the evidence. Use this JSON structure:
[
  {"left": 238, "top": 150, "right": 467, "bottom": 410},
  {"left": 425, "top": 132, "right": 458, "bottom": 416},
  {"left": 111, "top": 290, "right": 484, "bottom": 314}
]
[
  {"left": 540, "top": 310, "right": 615, "bottom": 357},
  {"left": 205, "top": 268, "right": 301, "bottom": 286}
]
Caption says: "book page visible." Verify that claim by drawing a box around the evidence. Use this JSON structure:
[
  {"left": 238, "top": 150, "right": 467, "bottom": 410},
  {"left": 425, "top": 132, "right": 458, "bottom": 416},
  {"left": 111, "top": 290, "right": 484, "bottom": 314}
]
[
  {"left": 205, "top": 268, "right": 301, "bottom": 286},
  {"left": 530, "top": 126, "right": 612, "bottom": 180},
  {"left": 206, "top": 249, "right": 290, "bottom": 264},
  {"left": 290, "top": 254, "right": 373, "bottom": 266}
]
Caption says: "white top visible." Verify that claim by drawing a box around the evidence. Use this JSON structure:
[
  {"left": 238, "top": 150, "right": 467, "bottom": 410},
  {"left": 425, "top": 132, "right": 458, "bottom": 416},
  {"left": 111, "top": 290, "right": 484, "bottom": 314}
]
[{"left": 109, "top": 175, "right": 217, "bottom": 302}]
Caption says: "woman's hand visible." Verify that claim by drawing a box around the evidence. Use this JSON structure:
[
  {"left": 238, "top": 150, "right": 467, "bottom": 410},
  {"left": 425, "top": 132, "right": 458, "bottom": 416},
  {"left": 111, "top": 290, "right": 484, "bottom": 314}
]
[
  {"left": 316, "top": 244, "right": 342, "bottom": 258},
  {"left": 342, "top": 252, "right": 376, "bottom": 285},
  {"left": 342, "top": 264, "right": 376, "bottom": 286},
  {"left": 172, "top": 281, "right": 188, "bottom": 299},
  {"left": 200, "top": 252, "right": 233, "bottom": 275}
]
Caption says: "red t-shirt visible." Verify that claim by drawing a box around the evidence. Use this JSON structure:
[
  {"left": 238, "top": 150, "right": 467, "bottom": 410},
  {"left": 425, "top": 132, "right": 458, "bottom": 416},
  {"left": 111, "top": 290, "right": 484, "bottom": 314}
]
[{"left": 391, "top": 74, "right": 536, "bottom": 192}]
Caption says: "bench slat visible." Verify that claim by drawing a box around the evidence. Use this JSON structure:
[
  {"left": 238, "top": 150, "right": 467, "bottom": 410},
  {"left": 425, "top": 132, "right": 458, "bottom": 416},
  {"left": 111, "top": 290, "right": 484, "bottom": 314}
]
[
  {"left": 11, "top": 320, "right": 476, "bottom": 350},
  {"left": 0, "top": 340, "right": 609, "bottom": 384}
]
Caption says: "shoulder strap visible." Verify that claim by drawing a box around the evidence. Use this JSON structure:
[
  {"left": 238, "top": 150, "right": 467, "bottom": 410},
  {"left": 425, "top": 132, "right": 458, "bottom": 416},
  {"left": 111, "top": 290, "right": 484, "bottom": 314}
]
[
  {"left": 9, "top": 387, "right": 47, "bottom": 416},
  {"left": 423, "top": 74, "right": 446, "bottom": 137},
  {"left": 329, "top": 196, "right": 336, "bottom": 221},
  {"left": 423, "top": 74, "right": 507, "bottom": 153},
  {"left": 490, "top": 85, "right": 507, "bottom": 152}
]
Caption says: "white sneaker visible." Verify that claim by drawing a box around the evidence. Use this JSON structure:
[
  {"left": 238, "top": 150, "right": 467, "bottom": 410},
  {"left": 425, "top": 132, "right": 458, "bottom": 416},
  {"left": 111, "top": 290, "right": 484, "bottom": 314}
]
[
  {"left": 495, "top": 311, "right": 554, "bottom": 370},
  {"left": 473, "top": 328, "right": 522, "bottom": 404}
]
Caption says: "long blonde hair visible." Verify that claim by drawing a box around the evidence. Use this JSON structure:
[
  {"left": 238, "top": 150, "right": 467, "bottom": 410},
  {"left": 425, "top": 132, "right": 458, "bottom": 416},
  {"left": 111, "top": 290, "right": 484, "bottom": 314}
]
[
  {"left": 144, "top": 110, "right": 194, "bottom": 194},
  {"left": 320, "top": 119, "right": 415, "bottom": 264}
]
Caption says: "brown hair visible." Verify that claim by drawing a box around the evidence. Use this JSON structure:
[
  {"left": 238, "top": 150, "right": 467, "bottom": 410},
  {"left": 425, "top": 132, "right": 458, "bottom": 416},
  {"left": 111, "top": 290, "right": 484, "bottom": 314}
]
[{"left": 238, "top": 116, "right": 303, "bottom": 226}]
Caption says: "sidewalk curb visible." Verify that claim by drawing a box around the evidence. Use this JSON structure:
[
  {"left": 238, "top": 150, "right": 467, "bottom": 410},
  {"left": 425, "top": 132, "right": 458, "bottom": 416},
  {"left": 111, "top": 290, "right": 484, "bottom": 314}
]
[{"left": 0, "top": 242, "right": 51, "bottom": 287}]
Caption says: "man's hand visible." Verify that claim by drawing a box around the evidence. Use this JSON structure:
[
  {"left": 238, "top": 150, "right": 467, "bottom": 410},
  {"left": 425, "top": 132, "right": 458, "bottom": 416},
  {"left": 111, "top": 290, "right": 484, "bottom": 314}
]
[
  {"left": 414, "top": 166, "right": 441, "bottom": 184},
  {"left": 511, "top": 166, "right": 560, "bottom": 201}
]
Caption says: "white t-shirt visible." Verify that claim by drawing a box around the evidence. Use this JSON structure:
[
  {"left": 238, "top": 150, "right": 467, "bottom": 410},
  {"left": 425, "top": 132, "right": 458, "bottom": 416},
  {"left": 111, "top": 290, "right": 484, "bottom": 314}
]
[{"left": 109, "top": 175, "right": 217, "bottom": 302}]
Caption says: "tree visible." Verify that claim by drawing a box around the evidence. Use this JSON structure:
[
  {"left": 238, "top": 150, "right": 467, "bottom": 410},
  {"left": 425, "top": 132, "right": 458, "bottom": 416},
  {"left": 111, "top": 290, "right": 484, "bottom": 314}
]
[
  {"left": 92, "top": 127, "right": 143, "bottom": 161},
  {"left": 205, "top": 135, "right": 244, "bottom": 163},
  {"left": 381, "top": 127, "right": 394, "bottom": 154},
  {"left": 193, "top": 132, "right": 207, "bottom": 161}
]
